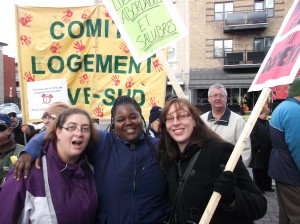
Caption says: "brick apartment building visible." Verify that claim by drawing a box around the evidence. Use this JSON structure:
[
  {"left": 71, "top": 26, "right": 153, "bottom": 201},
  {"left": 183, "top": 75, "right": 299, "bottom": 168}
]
[
  {"left": 166, "top": 0, "right": 293, "bottom": 113},
  {"left": 187, "top": 0, "right": 293, "bottom": 113},
  {"left": 0, "top": 42, "right": 19, "bottom": 106}
]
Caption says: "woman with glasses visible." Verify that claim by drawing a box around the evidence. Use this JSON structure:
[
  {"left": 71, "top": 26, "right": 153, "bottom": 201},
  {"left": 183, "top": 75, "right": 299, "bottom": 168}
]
[
  {"left": 14, "top": 96, "right": 170, "bottom": 223},
  {"left": 40, "top": 101, "right": 69, "bottom": 132},
  {"left": 158, "top": 98, "right": 267, "bottom": 224},
  {"left": 0, "top": 108, "right": 99, "bottom": 223}
]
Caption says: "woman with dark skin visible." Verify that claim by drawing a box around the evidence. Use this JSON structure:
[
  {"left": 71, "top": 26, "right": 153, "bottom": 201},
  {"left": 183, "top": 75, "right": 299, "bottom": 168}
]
[
  {"left": 158, "top": 98, "right": 267, "bottom": 224},
  {"left": 13, "top": 96, "right": 170, "bottom": 224}
]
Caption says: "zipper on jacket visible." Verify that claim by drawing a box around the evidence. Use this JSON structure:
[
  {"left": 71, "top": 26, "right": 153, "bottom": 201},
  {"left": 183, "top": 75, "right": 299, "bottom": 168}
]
[{"left": 177, "top": 161, "right": 183, "bottom": 184}]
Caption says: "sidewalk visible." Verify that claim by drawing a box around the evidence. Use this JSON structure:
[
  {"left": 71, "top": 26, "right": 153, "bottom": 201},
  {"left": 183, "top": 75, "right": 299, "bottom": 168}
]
[{"left": 255, "top": 190, "right": 279, "bottom": 224}]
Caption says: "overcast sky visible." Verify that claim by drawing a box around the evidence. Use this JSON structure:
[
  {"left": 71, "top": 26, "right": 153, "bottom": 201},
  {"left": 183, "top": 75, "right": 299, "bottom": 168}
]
[{"left": 0, "top": 0, "right": 96, "bottom": 59}]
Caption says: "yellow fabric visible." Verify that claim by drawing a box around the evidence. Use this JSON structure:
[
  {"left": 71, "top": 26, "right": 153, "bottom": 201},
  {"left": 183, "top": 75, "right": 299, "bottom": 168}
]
[{"left": 16, "top": 4, "right": 167, "bottom": 122}]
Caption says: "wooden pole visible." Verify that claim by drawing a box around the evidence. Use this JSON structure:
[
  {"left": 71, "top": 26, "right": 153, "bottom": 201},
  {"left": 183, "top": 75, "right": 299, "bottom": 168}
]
[
  {"left": 156, "top": 50, "right": 186, "bottom": 99},
  {"left": 199, "top": 87, "right": 272, "bottom": 224}
]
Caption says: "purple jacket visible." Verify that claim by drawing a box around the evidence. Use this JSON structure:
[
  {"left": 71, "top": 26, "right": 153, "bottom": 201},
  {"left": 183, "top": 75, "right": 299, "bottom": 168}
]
[{"left": 0, "top": 141, "right": 98, "bottom": 224}]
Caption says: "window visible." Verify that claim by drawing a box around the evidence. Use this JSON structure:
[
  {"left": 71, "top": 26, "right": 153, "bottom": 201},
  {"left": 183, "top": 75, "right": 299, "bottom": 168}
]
[
  {"left": 254, "top": 37, "right": 274, "bottom": 52},
  {"left": 215, "top": 2, "right": 233, "bottom": 21},
  {"left": 167, "top": 42, "right": 176, "bottom": 62},
  {"left": 214, "top": 40, "right": 232, "bottom": 58},
  {"left": 255, "top": 0, "right": 274, "bottom": 17}
]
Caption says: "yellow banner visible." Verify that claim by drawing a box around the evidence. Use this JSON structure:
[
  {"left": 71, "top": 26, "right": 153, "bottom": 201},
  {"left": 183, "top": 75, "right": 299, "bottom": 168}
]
[{"left": 16, "top": 4, "right": 167, "bottom": 122}]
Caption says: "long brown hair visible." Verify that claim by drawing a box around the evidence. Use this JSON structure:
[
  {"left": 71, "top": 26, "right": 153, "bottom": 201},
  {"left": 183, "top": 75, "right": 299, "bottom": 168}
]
[
  {"left": 158, "top": 98, "right": 224, "bottom": 162},
  {"left": 45, "top": 108, "right": 99, "bottom": 153}
]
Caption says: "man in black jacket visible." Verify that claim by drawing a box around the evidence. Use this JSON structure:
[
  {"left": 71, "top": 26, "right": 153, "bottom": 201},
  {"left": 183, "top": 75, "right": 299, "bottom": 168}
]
[{"left": 0, "top": 107, "right": 36, "bottom": 145}]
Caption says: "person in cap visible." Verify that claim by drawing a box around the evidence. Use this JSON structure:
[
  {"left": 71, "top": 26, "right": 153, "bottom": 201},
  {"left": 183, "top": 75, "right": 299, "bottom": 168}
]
[
  {"left": 0, "top": 114, "right": 24, "bottom": 188},
  {"left": 0, "top": 107, "right": 36, "bottom": 146},
  {"left": 41, "top": 102, "right": 69, "bottom": 132},
  {"left": 148, "top": 106, "right": 162, "bottom": 138},
  {"left": 165, "top": 92, "right": 178, "bottom": 102},
  {"left": 268, "top": 77, "right": 300, "bottom": 224}
]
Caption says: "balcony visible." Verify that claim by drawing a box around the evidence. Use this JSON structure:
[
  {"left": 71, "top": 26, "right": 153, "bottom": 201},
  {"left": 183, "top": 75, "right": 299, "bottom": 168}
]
[
  {"left": 223, "top": 11, "right": 268, "bottom": 33},
  {"left": 223, "top": 51, "right": 265, "bottom": 70}
]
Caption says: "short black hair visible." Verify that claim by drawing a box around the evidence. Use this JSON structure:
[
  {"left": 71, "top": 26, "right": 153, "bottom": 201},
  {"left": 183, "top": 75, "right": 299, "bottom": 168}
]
[{"left": 165, "top": 93, "right": 178, "bottom": 102}]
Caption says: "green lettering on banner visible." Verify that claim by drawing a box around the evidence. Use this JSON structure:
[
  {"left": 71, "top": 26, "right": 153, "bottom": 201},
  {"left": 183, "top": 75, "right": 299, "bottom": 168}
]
[
  {"left": 68, "top": 88, "right": 81, "bottom": 105},
  {"left": 50, "top": 21, "right": 65, "bottom": 39},
  {"left": 69, "top": 21, "right": 85, "bottom": 38},
  {"left": 32, "top": 53, "right": 156, "bottom": 74},
  {"left": 31, "top": 56, "right": 45, "bottom": 74},
  {"left": 103, "top": 88, "right": 145, "bottom": 106},
  {"left": 48, "top": 56, "right": 64, "bottom": 73},
  {"left": 83, "top": 87, "right": 91, "bottom": 104}
]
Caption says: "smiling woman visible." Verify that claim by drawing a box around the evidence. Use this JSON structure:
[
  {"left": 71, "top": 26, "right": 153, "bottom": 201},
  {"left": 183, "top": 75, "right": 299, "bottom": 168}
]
[
  {"left": 0, "top": 108, "right": 99, "bottom": 223},
  {"left": 13, "top": 95, "right": 170, "bottom": 223},
  {"left": 158, "top": 98, "right": 267, "bottom": 223}
]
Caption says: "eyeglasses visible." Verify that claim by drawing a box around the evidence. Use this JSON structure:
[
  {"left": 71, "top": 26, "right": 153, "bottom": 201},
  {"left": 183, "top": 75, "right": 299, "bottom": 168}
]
[
  {"left": 42, "top": 115, "right": 56, "bottom": 121},
  {"left": 8, "top": 113, "right": 17, "bottom": 118},
  {"left": 209, "top": 94, "right": 226, "bottom": 99},
  {"left": 163, "top": 112, "right": 192, "bottom": 124},
  {"left": 0, "top": 125, "right": 8, "bottom": 132},
  {"left": 62, "top": 126, "right": 91, "bottom": 134}
]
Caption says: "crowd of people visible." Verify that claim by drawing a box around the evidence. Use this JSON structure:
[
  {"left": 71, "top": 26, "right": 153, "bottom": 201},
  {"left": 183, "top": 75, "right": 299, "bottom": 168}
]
[{"left": 1, "top": 78, "right": 299, "bottom": 223}]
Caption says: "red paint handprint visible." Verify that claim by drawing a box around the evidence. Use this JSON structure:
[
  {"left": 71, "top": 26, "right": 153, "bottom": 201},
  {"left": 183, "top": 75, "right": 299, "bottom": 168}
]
[
  {"left": 19, "top": 14, "right": 32, "bottom": 27},
  {"left": 74, "top": 40, "right": 85, "bottom": 53},
  {"left": 20, "top": 35, "right": 31, "bottom": 46},
  {"left": 50, "top": 42, "right": 62, "bottom": 53},
  {"left": 119, "top": 41, "right": 130, "bottom": 54},
  {"left": 105, "top": 10, "right": 110, "bottom": 18},
  {"left": 81, "top": 8, "right": 91, "bottom": 19},
  {"left": 153, "top": 59, "right": 163, "bottom": 72},
  {"left": 111, "top": 75, "right": 120, "bottom": 86},
  {"left": 148, "top": 98, "right": 158, "bottom": 107},
  {"left": 125, "top": 76, "right": 134, "bottom": 89},
  {"left": 79, "top": 74, "right": 88, "bottom": 85},
  {"left": 62, "top": 9, "right": 73, "bottom": 22},
  {"left": 95, "top": 107, "right": 104, "bottom": 118},
  {"left": 23, "top": 72, "right": 35, "bottom": 82}
]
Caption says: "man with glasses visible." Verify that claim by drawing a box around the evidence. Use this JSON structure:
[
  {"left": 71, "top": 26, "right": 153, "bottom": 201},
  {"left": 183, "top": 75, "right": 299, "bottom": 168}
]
[
  {"left": 0, "top": 114, "right": 24, "bottom": 188},
  {"left": 0, "top": 107, "right": 36, "bottom": 146},
  {"left": 201, "top": 83, "right": 252, "bottom": 167}
]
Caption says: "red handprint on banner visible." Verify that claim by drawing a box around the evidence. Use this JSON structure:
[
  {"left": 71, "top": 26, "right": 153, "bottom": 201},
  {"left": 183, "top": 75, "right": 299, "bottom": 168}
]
[
  {"left": 125, "top": 76, "right": 134, "bottom": 89},
  {"left": 148, "top": 98, "right": 158, "bottom": 107},
  {"left": 23, "top": 72, "right": 35, "bottom": 82},
  {"left": 81, "top": 8, "right": 91, "bottom": 19},
  {"left": 95, "top": 107, "right": 104, "bottom": 118},
  {"left": 62, "top": 9, "right": 73, "bottom": 22},
  {"left": 153, "top": 59, "right": 163, "bottom": 72},
  {"left": 19, "top": 14, "right": 32, "bottom": 27},
  {"left": 20, "top": 35, "right": 31, "bottom": 46},
  {"left": 79, "top": 74, "right": 88, "bottom": 85},
  {"left": 74, "top": 40, "right": 85, "bottom": 53},
  {"left": 119, "top": 41, "right": 130, "bottom": 54},
  {"left": 111, "top": 75, "right": 120, "bottom": 86},
  {"left": 105, "top": 10, "right": 110, "bottom": 18},
  {"left": 50, "top": 42, "right": 62, "bottom": 53}
]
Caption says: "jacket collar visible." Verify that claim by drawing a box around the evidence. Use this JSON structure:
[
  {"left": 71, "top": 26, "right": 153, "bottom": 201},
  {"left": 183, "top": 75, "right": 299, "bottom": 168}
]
[
  {"left": 207, "top": 107, "right": 231, "bottom": 126},
  {"left": 46, "top": 141, "right": 86, "bottom": 178}
]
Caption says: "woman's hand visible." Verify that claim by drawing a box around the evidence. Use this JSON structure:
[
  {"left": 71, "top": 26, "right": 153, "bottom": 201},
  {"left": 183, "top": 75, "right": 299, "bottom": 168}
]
[{"left": 213, "top": 171, "right": 236, "bottom": 205}]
